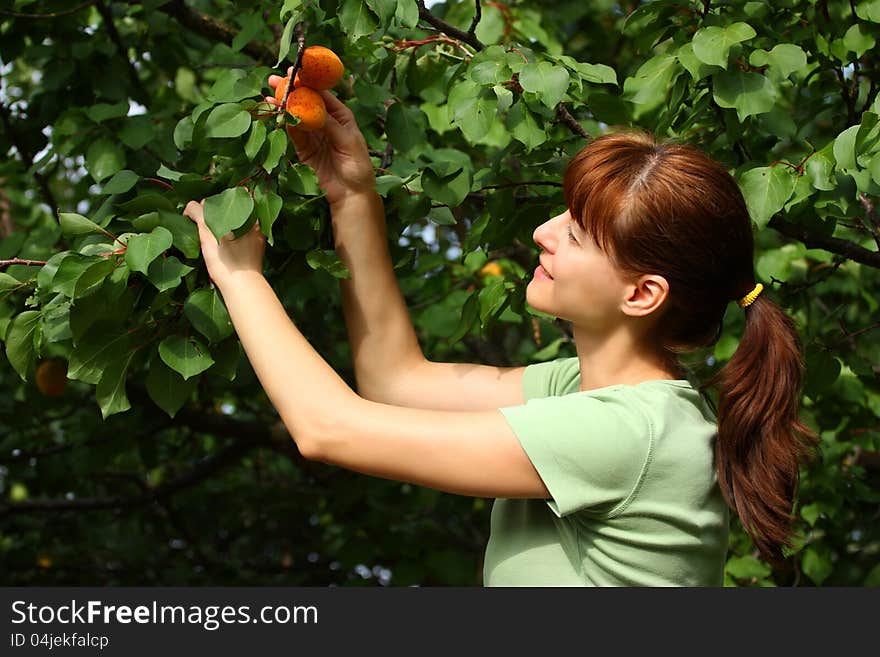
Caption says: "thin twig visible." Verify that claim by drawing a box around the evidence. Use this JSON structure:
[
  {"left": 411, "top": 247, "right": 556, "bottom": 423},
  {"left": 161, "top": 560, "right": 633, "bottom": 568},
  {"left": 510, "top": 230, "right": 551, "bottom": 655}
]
[
  {"left": 0, "top": 1, "right": 96, "bottom": 19},
  {"left": 768, "top": 215, "right": 880, "bottom": 269},
  {"left": 468, "top": 0, "right": 483, "bottom": 37},
  {"left": 0, "top": 258, "right": 48, "bottom": 268},
  {"left": 556, "top": 105, "right": 592, "bottom": 141},
  {"left": 416, "top": 0, "right": 485, "bottom": 51}
]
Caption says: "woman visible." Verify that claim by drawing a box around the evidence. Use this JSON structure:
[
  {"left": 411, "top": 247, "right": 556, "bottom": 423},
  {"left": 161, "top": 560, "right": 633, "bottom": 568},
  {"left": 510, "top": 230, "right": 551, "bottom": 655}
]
[{"left": 182, "top": 82, "right": 818, "bottom": 586}]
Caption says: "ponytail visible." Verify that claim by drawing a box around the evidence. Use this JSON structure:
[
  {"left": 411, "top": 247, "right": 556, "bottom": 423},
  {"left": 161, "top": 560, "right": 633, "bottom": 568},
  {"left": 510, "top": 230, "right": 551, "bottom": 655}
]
[{"left": 708, "top": 295, "right": 820, "bottom": 565}]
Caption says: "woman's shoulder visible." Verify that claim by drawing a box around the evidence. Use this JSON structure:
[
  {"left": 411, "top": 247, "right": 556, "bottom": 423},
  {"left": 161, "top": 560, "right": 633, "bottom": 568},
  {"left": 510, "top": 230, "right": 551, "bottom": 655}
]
[{"left": 522, "top": 356, "right": 582, "bottom": 399}]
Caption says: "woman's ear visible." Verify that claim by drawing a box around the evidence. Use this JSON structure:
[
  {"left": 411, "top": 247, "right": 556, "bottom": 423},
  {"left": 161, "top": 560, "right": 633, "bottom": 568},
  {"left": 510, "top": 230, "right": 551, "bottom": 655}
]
[{"left": 621, "top": 274, "right": 669, "bottom": 318}]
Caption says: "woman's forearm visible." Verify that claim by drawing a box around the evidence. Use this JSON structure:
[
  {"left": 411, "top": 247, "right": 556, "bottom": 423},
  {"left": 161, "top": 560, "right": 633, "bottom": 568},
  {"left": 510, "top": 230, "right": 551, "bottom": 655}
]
[
  {"left": 330, "top": 191, "right": 425, "bottom": 400},
  {"left": 216, "top": 271, "right": 357, "bottom": 451}
]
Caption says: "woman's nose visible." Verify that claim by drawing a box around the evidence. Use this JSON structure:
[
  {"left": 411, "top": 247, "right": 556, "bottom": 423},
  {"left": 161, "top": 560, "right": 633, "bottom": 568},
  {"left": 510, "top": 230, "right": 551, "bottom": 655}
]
[{"left": 533, "top": 212, "right": 567, "bottom": 251}]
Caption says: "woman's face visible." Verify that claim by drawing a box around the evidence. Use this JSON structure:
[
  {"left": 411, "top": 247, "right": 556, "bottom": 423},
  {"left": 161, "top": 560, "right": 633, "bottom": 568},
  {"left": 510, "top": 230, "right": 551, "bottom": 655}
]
[{"left": 527, "top": 209, "right": 632, "bottom": 331}]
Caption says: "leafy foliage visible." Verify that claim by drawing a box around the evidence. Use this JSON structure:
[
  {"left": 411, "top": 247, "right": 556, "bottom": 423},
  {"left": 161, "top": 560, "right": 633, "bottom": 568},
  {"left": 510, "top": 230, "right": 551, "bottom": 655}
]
[{"left": 1, "top": 0, "right": 878, "bottom": 586}]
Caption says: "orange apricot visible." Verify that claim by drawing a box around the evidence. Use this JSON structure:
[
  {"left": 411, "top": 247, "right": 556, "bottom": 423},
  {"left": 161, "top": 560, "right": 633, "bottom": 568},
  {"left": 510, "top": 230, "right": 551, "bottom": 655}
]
[
  {"left": 36, "top": 359, "right": 67, "bottom": 397},
  {"left": 296, "top": 46, "right": 344, "bottom": 90},
  {"left": 285, "top": 86, "right": 327, "bottom": 131}
]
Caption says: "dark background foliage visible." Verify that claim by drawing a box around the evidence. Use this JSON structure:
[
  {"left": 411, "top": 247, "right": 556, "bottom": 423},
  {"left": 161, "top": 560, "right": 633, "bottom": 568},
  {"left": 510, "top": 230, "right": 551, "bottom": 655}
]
[{"left": 1, "top": 0, "right": 878, "bottom": 586}]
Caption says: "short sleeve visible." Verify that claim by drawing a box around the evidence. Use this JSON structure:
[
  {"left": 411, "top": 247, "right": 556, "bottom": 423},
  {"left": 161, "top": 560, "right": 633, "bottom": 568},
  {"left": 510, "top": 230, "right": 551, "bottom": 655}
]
[
  {"left": 521, "top": 357, "right": 582, "bottom": 400},
  {"left": 499, "top": 390, "right": 653, "bottom": 518}
]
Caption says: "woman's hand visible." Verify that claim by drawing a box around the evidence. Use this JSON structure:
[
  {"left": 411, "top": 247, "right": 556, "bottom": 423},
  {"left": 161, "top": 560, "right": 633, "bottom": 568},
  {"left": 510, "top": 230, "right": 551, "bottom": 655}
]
[
  {"left": 183, "top": 199, "right": 266, "bottom": 289},
  {"left": 266, "top": 68, "right": 375, "bottom": 206}
]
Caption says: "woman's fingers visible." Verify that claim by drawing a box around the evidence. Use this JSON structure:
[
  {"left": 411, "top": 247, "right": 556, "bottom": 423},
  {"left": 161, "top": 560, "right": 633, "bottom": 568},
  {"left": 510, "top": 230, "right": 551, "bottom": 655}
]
[
  {"left": 183, "top": 200, "right": 218, "bottom": 247},
  {"left": 319, "top": 90, "right": 354, "bottom": 125},
  {"left": 183, "top": 199, "right": 204, "bottom": 222}
]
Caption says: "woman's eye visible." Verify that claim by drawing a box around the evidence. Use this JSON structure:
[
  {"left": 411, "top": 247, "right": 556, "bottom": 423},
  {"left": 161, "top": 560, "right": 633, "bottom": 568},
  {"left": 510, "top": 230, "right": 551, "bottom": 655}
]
[{"left": 567, "top": 226, "right": 578, "bottom": 244}]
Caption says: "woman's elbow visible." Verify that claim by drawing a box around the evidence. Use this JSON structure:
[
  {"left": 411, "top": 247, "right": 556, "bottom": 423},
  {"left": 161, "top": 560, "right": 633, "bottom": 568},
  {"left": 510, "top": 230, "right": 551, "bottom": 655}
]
[{"left": 288, "top": 416, "right": 345, "bottom": 463}]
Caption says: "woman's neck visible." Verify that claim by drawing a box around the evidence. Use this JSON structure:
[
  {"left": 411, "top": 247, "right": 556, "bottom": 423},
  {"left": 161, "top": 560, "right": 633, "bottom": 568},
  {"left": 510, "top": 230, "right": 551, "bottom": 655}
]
[{"left": 571, "top": 323, "right": 684, "bottom": 392}]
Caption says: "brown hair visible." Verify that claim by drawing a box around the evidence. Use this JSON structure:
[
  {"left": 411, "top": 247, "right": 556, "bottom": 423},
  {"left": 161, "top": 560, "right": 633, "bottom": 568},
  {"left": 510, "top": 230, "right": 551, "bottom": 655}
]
[{"left": 563, "top": 129, "right": 819, "bottom": 565}]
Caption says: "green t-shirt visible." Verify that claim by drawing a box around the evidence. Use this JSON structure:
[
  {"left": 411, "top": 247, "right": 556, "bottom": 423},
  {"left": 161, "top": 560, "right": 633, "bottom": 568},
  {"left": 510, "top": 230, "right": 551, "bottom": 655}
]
[{"left": 484, "top": 357, "right": 729, "bottom": 586}]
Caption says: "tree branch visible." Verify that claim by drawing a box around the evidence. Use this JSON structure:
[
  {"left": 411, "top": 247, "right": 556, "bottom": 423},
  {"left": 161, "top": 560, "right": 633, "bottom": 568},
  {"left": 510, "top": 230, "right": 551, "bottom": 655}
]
[
  {"left": 768, "top": 215, "right": 880, "bottom": 269},
  {"left": 144, "top": 0, "right": 277, "bottom": 67},
  {"left": 416, "top": 0, "right": 485, "bottom": 51},
  {"left": 556, "top": 104, "right": 592, "bottom": 141}
]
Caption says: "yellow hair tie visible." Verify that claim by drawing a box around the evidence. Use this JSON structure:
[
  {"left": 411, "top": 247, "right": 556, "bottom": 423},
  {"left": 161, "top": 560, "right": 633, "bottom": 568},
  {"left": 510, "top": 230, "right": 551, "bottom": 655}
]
[{"left": 738, "top": 283, "right": 764, "bottom": 308}]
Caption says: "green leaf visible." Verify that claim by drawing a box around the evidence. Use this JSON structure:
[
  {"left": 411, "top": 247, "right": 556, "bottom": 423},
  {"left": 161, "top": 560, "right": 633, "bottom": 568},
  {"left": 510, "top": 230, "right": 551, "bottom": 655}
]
[
  {"left": 0, "top": 272, "right": 23, "bottom": 292},
  {"left": 86, "top": 138, "right": 126, "bottom": 183},
  {"left": 276, "top": 16, "right": 297, "bottom": 67},
  {"left": 245, "top": 120, "right": 267, "bottom": 161},
  {"left": 283, "top": 164, "right": 321, "bottom": 196},
  {"left": 96, "top": 351, "right": 136, "bottom": 419},
  {"left": 386, "top": 102, "right": 428, "bottom": 154},
  {"left": 692, "top": 23, "right": 756, "bottom": 69},
  {"left": 158, "top": 335, "right": 215, "bottom": 380},
  {"left": 73, "top": 258, "right": 115, "bottom": 298},
  {"left": 518, "top": 62, "right": 570, "bottom": 109},
  {"left": 124, "top": 226, "right": 173, "bottom": 275},
  {"left": 50, "top": 254, "right": 104, "bottom": 297},
  {"left": 506, "top": 100, "right": 546, "bottom": 150},
  {"left": 5, "top": 311, "right": 41, "bottom": 380},
  {"left": 68, "top": 323, "right": 132, "bottom": 384},
  {"left": 254, "top": 186, "right": 283, "bottom": 246},
  {"left": 493, "top": 84, "right": 514, "bottom": 113},
  {"left": 204, "top": 103, "right": 252, "bottom": 139},
  {"left": 306, "top": 249, "right": 351, "bottom": 279},
  {"left": 184, "top": 288, "right": 234, "bottom": 344},
  {"left": 749, "top": 44, "right": 807, "bottom": 83},
  {"left": 805, "top": 145, "right": 836, "bottom": 191},
  {"left": 203, "top": 187, "right": 255, "bottom": 242},
  {"left": 206, "top": 69, "right": 263, "bottom": 103},
  {"left": 147, "top": 256, "right": 194, "bottom": 292},
  {"left": 713, "top": 70, "right": 777, "bottom": 121},
  {"left": 85, "top": 100, "right": 129, "bottom": 123},
  {"left": 427, "top": 206, "right": 456, "bottom": 226},
  {"left": 422, "top": 164, "right": 472, "bottom": 208},
  {"left": 856, "top": 0, "right": 880, "bottom": 22},
  {"left": 800, "top": 502, "right": 822, "bottom": 526},
  {"left": 156, "top": 210, "right": 201, "bottom": 260},
  {"left": 449, "top": 80, "right": 495, "bottom": 143},
  {"left": 842, "top": 24, "right": 876, "bottom": 57},
  {"left": 870, "top": 153, "right": 880, "bottom": 186},
  {"left": 395, "top": 0, "right": 418, "bottom": 28},
  {"left": 119, "top": 115, "right": 155, "bottom": 149},
  {"left": 478, "top": 278, "right": 508, "bottom": 325},
  {"left": 262, "top": 128, "right": 288, "bottom": 174},
  {"left": 833, "top": 125, "right": 859, "bottom": 171},
  {"left": 739, "top": 165, "right": 798, "bottom": 228},
  {"left": 116, "top": 192, "right": 175, "bottom": 216},
  {"left": 339, "top": 0, "right": 379, "bottom": 38},
  {"left": 725, "top": 555, "right": 772, "bottom": 580},
  {"left": 622, "top": 54, "right": 679, "bottom": 114},
  {"left": 146, "top": 356, "right": 199, "bottom": 418},
  {"left": 449, "top": 291, "right": 479, "bottom": 343},
  {"left": 102, "top": 169, "right": 140, "bottom": 195},
  {"left": 210, "top": 338, "right": 241, "bottom": 382},
  {"left": 59, "top": 212, "right": 104, "bottom": 236},
  {"left": 366, "top": 0, "right": 396, "bottom": 24},
  {"left": 280, "top": 0, "right": 303, "bottom": 22},
  {"left": 174, "top": 116, "right": 194, "bottom": 150},
  {"left": 232, "top": 11, "right": 263, "bottom": 53},
  {"left": 676, "top": 43, "right": 715, "bottom": 81},
  {"left": 801, "top": 547, "right": 833, "bottom": 585}
]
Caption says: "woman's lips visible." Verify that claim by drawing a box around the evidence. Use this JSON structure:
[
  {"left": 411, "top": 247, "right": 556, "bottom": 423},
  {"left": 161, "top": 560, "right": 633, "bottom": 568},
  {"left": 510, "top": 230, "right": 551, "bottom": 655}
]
[{"left": 534, "top": 264, "right": 553, "bottom": 280}]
